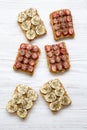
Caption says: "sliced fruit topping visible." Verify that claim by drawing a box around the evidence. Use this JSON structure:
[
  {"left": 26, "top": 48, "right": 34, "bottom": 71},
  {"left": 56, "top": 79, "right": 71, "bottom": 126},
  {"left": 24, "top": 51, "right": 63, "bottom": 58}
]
[
  {"left": 26, "top": 44, "right": 33, "bottom": 51},
  {"left": 65, "top": 9, "right": 71, "bottom": 16},
  {"left": 68, "top": 27, "right": 74, "bottom": 35},
  {"left": 19, "top": 49, "right": 25, "bottom": 56},
  {"left": 55, "top": 87, "right": 65, "bottom": 97},
  {"left": 50, "top": 79, "right": 61, "bottom": 89},
  {"left": 27, "top": 89, "right": 38, "bottom": 101},
  {"left": 26, "top": 29, "right": 36, "bottom": 40},
  {"left": 21, "top": 64, "right": 28, "bottom": 71},
  {"left": 56, "top": 31, "right": 61, "bottom": 37},
  {"left": 49, "top": 57, "right": 56, "bottom": 64},
  {"left": 17, "top": 108, "right": 28, "bottom": 119},
  {"left": 56, "top": 63, "right": 63, "bottom": 71},
  {"left": 50, "top": 64, "right": 57, "bottom": 72},
  {"left": 59, "top": 95, "right": 71, "bottom": 105},
  {"left": 55, "top": 56, "right": 61, "bottom": 63},
  {"left": 32, "top": 53, "right": 38, "bottom": 60},
  {"left": 17, "top": 56, "right": 24, "bottom": 62},
  {"left": 6, "top": 99, "right": 18, "bottom": 113},
  {"left": 31, "top": 15, "right": 41, "bottom": 25},
  {"left": 49, "top": 101, "right": 62, "bottom": 111},
  {"left": 22, "top": 98, "right": 33, "bottom": 110},
  {"left": 33, "top": 45, "right": 39, "bottom": 52},
  {"left": 63, "top": 61, "right": 70, "bottom": 69},
  {"left": 45, "top": 45, "right": 52, "bottom": 52},
  {"left": 28, "top": 66, "right": 34, "bottom": 73},
  {"left": 17, "top": 84, "right": 28, "bottom": 95},
  {"left": 15, "top": 62, "right": 22, "bottom": 69},
  {"left": 35, "top": 25, "right": 46, "bottom": 35},
  {"left": 40, "top": 84, "right": 52, "bottom": 94},
  {"left": 25, "top": 51, "right": 31, "bottom": 58},
  {"left": 20, "top": 43, "right": 27, "bottom": 49},
  {"left": 47, "top": 51, "right": 53, "bottom": 58},
  {"left": 27, "top": 8, "right": 37, "bottom": 18},
  {"left": 44, "top": 92, "right": 56, "bottom": 103},
  {"left": 17, "top": 11, "right": 27, "bottom": 23},
  {"left": 13, "top": 92, "right": 23, "bottom": 103},
  {"left": 21, "top": 20, "right": 31, "bottom": 31},
  {"left": 23, "top": 58, "right": 29, "bottom": 64}
]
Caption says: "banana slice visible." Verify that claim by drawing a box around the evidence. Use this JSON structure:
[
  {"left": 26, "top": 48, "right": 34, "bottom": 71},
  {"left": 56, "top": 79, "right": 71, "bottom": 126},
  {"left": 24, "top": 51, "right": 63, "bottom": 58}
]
[
  {"left": 44, "top": 92, "right": 56, "bottom": 103},
  {"left": 40, "top": 84, "right": 52, "bottom": 94},
  {"left": 49, "top": 101, "right": 62, "bottom": 111},
  {"left": 17, "top": 11, "right": 27, "bottom": 23},
  {"left": 13, "top": 92, "right": 23, "bottom": 104},
  {"left": 49, "top": 79, "right": 61, "bottom": 89},
  {"left": 31, "top": 15, "right": 41, "bottom": 25},
  {"left": 21, "top": 20, "right": 31, "bottom": 31},
  {"left": 35, "top": 25, "right": 46, "bottom": 35},
  {"left": 22, "top": 98, "right": 33, "bottom": 110},
  {"left": 55, "top": 87, "right": 65, "bottom": 97},
  {"left": 17, "top": 108, "right": 28, "bottom": 119},
  {"left": 6, "top": 99, "right": 18, "bottom": 113},
  {"left": 59, "top": 96, "right": 71, "bottom": 105},
  {"left": 27, "top": 90, "right": 38, "bottom": 101},
  {"left": 26, "top": 29, "right": 36, "bottom": 40},
  {"left": 17, "top": 84, "right": 28, "bottom": 95},
  {"left": 27, "top": 8, "right": 37, "bottom": 17}
]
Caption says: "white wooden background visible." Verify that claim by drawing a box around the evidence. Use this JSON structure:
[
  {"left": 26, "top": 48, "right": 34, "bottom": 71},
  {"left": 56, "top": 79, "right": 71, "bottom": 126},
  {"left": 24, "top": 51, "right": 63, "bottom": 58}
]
[{"left": 0, "top": 0, "right": 87, "bottom": 130}]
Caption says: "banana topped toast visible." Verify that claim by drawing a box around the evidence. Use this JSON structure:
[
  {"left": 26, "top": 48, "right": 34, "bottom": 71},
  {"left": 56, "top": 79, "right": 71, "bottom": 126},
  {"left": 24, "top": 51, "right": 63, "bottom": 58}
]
[
  {"left": 13, "top": 43, "right": 40, "bottom": 75},
  {"left": 40, "top": 79, "right": 71, "bottom": 112},
  {"left": 45, "top": 42, "right": 70, "bottom": 73},
  {"left": 17, "top": 8, "right": 47, "bottom": 41},
  {"left": 6, "top": 84, "right": 38, "bottom": 119},
  {"left": 50, "top": 9, "right": 75, "bottom": 41}
]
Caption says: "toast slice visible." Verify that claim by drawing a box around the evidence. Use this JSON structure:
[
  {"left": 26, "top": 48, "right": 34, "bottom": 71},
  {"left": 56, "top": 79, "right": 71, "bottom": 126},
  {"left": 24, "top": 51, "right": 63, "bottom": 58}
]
[
  {"left": 13, "top": 43, "right": 40, "bottom": 75},
  {"left": 6, "top": 84, "right": 38, "bottom": 119},
  {"left": 40, "top": 79, "right": 71, "bottom": 112},
  {"left": 50, "top": 9, "right": 75, "bottom": 41},
  {"left": 17, "top": 8, "right": 47, "bottom": 41},
  {"left": 45, "top": 42, "right": 70, "bottom": 73}
]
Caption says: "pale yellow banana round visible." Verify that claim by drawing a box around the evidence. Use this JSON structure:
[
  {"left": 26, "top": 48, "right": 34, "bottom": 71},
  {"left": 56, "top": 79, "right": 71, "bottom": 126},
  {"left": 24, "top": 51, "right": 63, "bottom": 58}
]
[
  {"left": 27, "top": 8, "right": 37, "bottom": 17},
  {"left": 17, "top": 84, "right": 28, "bottom": 95},
  {"left": 27, "top": 90, "right": 38, "bottom": 101},
  {"left": 31, "top": 15, "right": 41, "bottom": 25},
  {"left": 49, "top": 101, "right": 62, "bottom": 111},
  {"left": 49, "top": 79, "right": 61, "bottom": 89},
  {"left": 17, "top": 108, "right": 28, "bottom": 119},
  {"left": 59, "top": 96, "right": 71, "bottom": 105},
  {"left": 13, "top": 93, "right": 23, "bottom": 104},
  {"left": 17, "top": 12, "right": 27, "bottom": 23},
  {"left": 6, "top": 99, "right": 18, "bottom": 113},
  {"left": 35, "top": 25, "right": 46, "bottom": 35},
  {"left": 44, "top": 92, "right": 56, "bottom": 103},
  {"left": 55, "top": 87, "right": 65, "bottom": 97},
  {"left": 26, "top": 29, "right": 36, "bottom": 40},
  {"left": 40, "top": 84, "right": 52, "bottom": 94},
  {"left": 21, "top": 20, "right": 31, "bottom": 31},
  {"left": 22, "top": 98, "right": 33, "bottom": 110}
]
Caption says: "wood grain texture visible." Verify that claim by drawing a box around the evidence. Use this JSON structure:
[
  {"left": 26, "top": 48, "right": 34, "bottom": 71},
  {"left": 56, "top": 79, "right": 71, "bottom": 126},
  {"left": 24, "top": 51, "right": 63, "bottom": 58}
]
[{"left": 0, "top": 0, "right": 87, "bottom": 130}]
